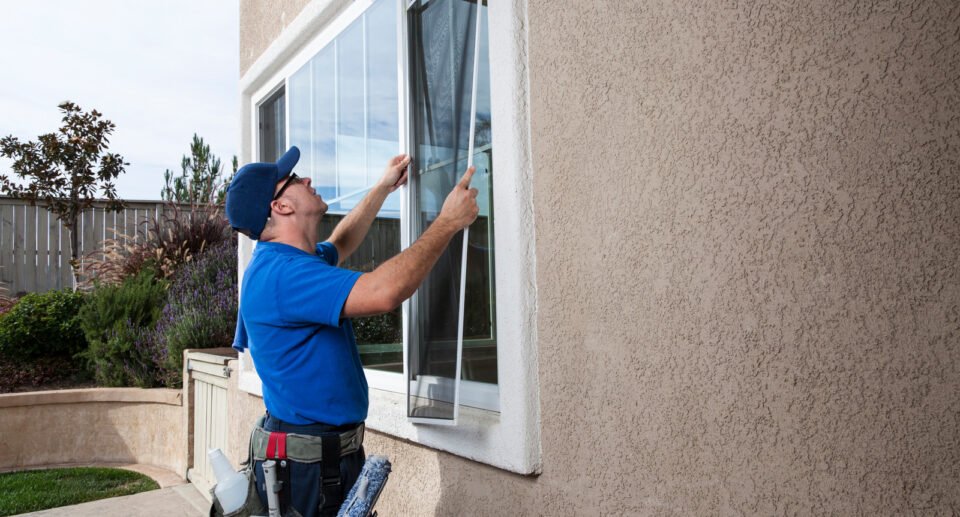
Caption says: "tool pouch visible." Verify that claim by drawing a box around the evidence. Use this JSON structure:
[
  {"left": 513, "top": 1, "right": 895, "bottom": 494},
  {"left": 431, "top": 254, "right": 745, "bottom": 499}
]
[{"left": 209, "top": 416, "right": 303, "bottom": 517}]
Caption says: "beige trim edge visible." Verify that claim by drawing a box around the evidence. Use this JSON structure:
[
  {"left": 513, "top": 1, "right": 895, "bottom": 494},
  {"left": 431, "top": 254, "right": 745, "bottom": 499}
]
[{"left": 0, "top": 388, "right": 182, "bottom": 408}]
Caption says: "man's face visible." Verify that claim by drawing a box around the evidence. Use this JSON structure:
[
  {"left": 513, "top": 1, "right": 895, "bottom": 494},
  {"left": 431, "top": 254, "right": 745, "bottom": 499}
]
[{"left": 274, "top": 173, "right": 328, "bottom": 215}]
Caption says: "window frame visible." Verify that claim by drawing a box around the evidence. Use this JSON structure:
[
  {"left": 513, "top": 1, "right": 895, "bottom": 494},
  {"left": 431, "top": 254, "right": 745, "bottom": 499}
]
[{"left": 237, "top": 0, "right": 539, "bottom": 474}]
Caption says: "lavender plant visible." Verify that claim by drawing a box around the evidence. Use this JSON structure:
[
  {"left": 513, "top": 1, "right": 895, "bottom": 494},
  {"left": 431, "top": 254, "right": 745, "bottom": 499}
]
[{"left": 157, "top": 240, "right": 238, "bottom": 386}]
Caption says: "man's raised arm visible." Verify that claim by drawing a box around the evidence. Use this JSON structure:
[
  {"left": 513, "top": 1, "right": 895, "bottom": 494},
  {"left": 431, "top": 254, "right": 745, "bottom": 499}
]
[
  {"left": 327, "top": 154, "right": 410, "bottom": 264},
  {"left": 342, "top": 166, "right": 478, "bottom": 318}
]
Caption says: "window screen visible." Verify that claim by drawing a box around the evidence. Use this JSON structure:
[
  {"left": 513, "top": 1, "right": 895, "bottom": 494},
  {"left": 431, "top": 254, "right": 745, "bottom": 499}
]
[{"left": 407, "top": 0, "right": 494, "bottom": 422}]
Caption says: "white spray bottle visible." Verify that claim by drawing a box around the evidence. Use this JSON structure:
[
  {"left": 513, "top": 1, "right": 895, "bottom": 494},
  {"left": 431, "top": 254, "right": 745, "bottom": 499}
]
[{"left": 208, "top": 448, "right": 248, "bottom": 514}]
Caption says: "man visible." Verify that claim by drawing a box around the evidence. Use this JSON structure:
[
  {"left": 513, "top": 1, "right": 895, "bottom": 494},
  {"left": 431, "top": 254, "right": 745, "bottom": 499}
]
[{"left": 225, "top": 146, "right": 478, "bottom": 516}]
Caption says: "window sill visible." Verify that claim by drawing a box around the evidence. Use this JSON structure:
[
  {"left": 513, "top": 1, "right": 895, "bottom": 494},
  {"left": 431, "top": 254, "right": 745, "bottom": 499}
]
[{"left": 365, "top": 387, "right": 538, "bottom": 474}]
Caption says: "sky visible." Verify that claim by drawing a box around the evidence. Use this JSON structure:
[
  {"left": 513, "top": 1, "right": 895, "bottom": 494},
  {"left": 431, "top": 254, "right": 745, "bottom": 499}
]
[{"left": 0, "top": 0, "right": 239, "bottom": 201}]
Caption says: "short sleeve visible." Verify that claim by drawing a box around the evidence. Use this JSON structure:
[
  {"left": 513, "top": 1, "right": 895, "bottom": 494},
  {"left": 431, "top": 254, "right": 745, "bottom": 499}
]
[
  {"left": 316, "top": 241, "right": 339, "bottom": 266},
  {"left": 232, "top": 309, "right": 248, "bottom": 352},
  {"left": 279, "top": 256, "right": 361, "bottom": 327}
]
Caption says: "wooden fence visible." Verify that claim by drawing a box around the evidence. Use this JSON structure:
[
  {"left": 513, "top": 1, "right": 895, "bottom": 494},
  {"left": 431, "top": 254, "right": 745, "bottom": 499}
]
[
  {"left": 320, "top": 214, "right": 401, "bottom": 271},
  {"left": 0, "top": 197, "right": 174, "bottom": 295},
  {"left": 0, "top": 197, "right": 402, "bottom": 296}
]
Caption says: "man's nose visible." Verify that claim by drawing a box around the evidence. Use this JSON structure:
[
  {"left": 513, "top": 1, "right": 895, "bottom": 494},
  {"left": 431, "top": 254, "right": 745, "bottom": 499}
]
[{"left": 303, "top": 177, "right": 312, "bottom": 187}]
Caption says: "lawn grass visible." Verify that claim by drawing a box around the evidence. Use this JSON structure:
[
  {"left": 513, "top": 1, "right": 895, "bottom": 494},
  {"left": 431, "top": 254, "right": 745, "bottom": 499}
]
[{"left": 0, "top": 466, "right": 159, "bottom": 516}]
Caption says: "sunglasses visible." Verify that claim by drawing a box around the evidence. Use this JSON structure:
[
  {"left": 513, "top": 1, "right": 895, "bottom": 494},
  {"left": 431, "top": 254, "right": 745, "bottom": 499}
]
[{"left": 273, "top": 173, "right": 301, "bottom": 200}]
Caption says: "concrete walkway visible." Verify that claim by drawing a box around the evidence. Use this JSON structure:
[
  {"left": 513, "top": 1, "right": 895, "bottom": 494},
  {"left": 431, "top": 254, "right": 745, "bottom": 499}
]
[
  {"left": 11, "top": 464, "right": 209, "bottom": 517},
  {"left": 18, "top": 484, "right": 209, "bottom": 517}
]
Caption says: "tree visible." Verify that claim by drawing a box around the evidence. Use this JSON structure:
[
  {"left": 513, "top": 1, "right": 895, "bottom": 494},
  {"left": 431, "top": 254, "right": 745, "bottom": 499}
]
[
  {"left": 0, "top": 101, "right": 126, "bottom": 276},
  {"left": 161, "top": 134, "right": 237, "bottom": 205}
]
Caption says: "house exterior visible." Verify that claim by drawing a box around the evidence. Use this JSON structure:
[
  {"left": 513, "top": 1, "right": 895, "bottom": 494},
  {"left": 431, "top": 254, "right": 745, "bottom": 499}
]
[{"left": 223, "top": 1, "right": 960, "bottom": 514}]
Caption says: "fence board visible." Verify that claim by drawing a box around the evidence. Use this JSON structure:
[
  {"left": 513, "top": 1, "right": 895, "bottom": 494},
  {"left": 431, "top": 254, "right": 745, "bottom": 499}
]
[
  {"left": 80, "top": 208, "right": 95, "bottom": 280},
  {"left": 23, "top": 205, "right": 37, "bottom": 293},
  {"left": 36, "top": 209, "right": 49, "bottom": 292},
  {"left": 0, "top": 204, "right": 12, "bottom": 290},
  {"left": 12, "top": 205, "right": 24, "bottom": 295},
  {"left": 60, "top": 224, "right": 74, "bottom": 291},
  {"left": 48, "top": 210, "right": 64, "bottom": 291}
]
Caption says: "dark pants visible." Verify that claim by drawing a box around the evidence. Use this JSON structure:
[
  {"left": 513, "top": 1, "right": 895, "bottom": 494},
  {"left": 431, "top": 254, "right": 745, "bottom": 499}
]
[{"left": 254, "top": 414, "right": 366, "bottom": 517}]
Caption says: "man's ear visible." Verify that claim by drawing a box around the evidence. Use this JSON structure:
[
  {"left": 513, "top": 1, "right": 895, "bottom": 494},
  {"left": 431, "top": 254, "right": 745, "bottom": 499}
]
[{"left": 270, "top": 198, "right": 295, "bottom": 216}]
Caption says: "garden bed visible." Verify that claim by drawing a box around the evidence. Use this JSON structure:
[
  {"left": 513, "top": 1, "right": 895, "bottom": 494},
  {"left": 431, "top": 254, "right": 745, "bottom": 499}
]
[{"left": 0, "top": 355, "right": 94, "bottom": 394}]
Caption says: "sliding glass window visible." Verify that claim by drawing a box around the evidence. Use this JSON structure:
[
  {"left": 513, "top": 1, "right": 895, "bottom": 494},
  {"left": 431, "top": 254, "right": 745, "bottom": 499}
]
[{"left": 286, "top": 0, "right": 402, "bottom": 372}]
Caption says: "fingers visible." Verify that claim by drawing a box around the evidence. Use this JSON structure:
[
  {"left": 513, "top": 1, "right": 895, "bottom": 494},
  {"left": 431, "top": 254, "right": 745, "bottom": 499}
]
[
  {"left": 457, "top": 166, "right": 476, "bottom": 188},
  {"left": 469, "top": 188, "right": 479, "bottom": 198},
  {"left": 391, "top": 154, "right": 410, "bottom": 166}
]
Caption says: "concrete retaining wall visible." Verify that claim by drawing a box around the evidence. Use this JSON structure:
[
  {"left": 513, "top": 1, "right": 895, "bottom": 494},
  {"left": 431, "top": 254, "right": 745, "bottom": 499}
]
[{"left": 0, "top": 388, "right": 186, "bottom": 477}]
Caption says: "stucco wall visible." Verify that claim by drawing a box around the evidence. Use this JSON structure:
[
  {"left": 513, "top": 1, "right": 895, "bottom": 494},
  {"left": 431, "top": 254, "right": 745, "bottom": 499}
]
[
  {"left": 240, "top": 0, "right": 311, "bottom": 76},
  {"left": 0, "top": 389, "right": 186, "bottom": 477},
  {"left": 237, "top": 0, "right": 959, "bottom": 514},
  {"left": 527, "top": 0, "right": 959, "bottom": 514}
]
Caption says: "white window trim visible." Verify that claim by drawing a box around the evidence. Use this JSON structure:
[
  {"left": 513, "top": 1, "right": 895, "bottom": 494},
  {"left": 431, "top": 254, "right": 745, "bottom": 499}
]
[{"left": 236, "top": 0, "right": 540, "bottom": 475}]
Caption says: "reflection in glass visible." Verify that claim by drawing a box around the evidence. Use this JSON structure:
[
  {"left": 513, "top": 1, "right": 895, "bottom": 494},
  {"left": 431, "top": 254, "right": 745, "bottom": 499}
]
[
  {"left": 408, "top": 0, "right": 494, "bottom": 421},
  {"left": 312, "top": 46, "right": 337, "bottom": 202},
  {"left": 288, "top": 63, "right": 313, "bottom": 181},
  {"left": 366, "top": 0, "right": 401, "bottom": 215},
  {"left": 337, "top": 20, "right": 365, "bottom": 209}
]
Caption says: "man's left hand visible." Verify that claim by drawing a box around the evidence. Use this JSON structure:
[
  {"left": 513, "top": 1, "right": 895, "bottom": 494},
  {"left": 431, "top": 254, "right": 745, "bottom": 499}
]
[{"left": 378, "top": 154, "right": 411, "bottom": 193}]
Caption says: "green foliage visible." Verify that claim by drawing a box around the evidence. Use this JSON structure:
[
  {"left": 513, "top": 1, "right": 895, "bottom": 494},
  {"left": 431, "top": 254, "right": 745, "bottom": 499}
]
[
  {"left": 0, "top": 102, "right": 126, "bottom": 270},
  {"left": 161, "top": 134, "right": 238, "bottom": 205},
  {"left": 354, "top": 309, "right": 402, "bottom": 345},
  {"left": 0, "top": 467, "right": 158, "bottom": 516},
  {"left": 0, "top": 290, "right": 87, "bottom": 362},
  {"left": 156, "top": 240, "right": 238, "bottom": 387},
  {"left": 78, "top": 271, "right": 168, "bottom": 387}
]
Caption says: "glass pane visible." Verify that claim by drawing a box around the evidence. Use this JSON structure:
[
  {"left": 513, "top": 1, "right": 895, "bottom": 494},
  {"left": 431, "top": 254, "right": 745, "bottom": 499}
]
[
  {"left": 312, "top": 46, "right": 337, "bottom": 201},
  {"left": 408, "top": 0, "right": 494, "bottom": 420},
  {"left": 366, "top": 0, "right": 401, "bottom": 216},
  {"left": 288, "top": 62, "right": 313, "bottom": 180},
  {"left": 335, "top": 20, "right": 366, "bottom": 213},
  {"left": 258, "top": 88, "right": 285, "bottom": 162},
  {"left": 462, "top": 7, "right": 495, "bottom": 384},
  {"left": 350, "top": 0, "right": 403, "bottom": 373}
]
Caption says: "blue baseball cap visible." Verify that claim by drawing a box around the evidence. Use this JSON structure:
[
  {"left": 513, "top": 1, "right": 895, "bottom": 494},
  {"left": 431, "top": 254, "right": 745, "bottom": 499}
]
[{"left": 226, "top": 146, "right": 300, "bottom": 240}]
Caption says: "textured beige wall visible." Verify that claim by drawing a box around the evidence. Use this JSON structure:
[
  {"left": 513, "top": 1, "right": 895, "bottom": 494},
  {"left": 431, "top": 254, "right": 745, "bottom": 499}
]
[
  {"left": 240, "top": 0, "right": 311, "bottom": 76},
  {"left": 237, "top": 0, "right": 960, "bottom": 514},
  {"left": 0, "top": 389, "right": 186, "bottom": 477},
  {"left": 527, "top": 0, "right": 960, "bottom": 514}
]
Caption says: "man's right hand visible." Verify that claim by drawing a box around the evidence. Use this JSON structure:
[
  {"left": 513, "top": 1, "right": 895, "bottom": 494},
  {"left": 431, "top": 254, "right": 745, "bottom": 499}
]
[
  {"left": 438, "top": 166, "right": 480, "bottom": 230},
  {"left": 343, "top": 166, "right": 481, "bottom": 319}
]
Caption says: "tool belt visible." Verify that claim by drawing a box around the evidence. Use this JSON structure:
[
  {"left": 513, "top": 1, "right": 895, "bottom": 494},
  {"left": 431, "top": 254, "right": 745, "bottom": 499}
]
[{"left": 251, "top": 422, "right": 364, "bottom": 463}]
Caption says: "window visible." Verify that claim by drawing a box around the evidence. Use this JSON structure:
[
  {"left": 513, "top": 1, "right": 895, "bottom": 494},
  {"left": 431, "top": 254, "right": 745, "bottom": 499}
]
[
  {"left": 286, "top": 0, "right": 403, "bottom": 375},
  {"left": 240, "top": 0, "right": 539, "bottom": 474}
]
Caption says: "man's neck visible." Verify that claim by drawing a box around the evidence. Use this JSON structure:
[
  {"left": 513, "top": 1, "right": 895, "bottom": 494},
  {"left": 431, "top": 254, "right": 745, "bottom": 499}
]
[{"left": 261, "top": 220, "right": 320, "bottom": 254}]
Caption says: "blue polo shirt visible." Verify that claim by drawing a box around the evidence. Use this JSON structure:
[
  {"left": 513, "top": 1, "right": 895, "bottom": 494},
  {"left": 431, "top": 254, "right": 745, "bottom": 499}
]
[{"left": 232, "top": 241, "right": 366, "bottom": 426}]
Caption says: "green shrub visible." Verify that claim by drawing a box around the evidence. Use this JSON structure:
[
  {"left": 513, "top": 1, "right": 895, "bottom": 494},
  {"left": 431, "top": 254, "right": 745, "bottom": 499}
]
[
  {"left": 354, "top": 309, "right": 401, "bottom": 345},
  {"left": 78, "top": 270, "right": 167, "bottom": 387},
  {"left": 0, "top": 290, "right": 87, "bottom": 362}
]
